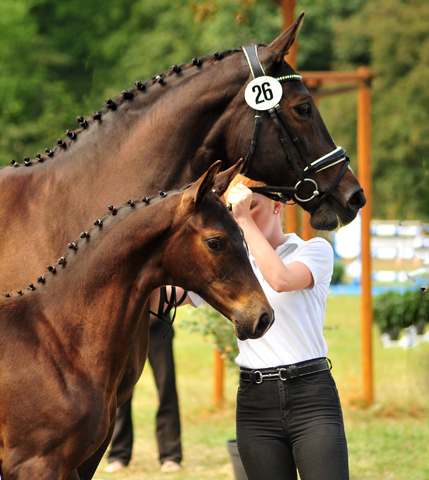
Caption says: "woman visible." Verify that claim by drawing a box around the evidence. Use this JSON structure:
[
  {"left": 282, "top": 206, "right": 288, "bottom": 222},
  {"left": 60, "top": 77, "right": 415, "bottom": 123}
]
[{"left": 224, "top": 175, "right": 349, "bottom": 480}]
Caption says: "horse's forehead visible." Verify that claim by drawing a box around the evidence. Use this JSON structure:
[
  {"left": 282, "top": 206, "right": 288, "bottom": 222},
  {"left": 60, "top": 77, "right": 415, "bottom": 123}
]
[{"left": 192, "top": 199, "right": 238, "bottom": 233}]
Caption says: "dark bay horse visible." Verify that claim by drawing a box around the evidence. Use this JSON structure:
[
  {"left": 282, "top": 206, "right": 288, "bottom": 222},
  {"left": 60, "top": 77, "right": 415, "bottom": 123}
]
[
  {"left": 0, "top": 162, "right": 273, "bottom": 480},
  {"left": 0, "top": 13, "right": 365, "bottom": 478},
  {"left": 0, "top": 13, "right": 365, "bottom": 296}
]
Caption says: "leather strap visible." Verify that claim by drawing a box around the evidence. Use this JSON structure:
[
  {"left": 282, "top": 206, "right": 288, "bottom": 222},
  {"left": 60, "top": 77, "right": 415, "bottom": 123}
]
[
  {"left": 242, "top": 45, "right": 265, "bottom": 78},
  {"left": 240, "top": 359, "right": 331, "bottom": 384}
]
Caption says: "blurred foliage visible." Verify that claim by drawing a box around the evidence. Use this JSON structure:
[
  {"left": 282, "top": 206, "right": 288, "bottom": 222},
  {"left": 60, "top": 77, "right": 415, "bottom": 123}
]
[
  {"left": 373, "top": 289, "right": 429, "bottom": 336},
  {"left": 1, "top": 0, "right": 428, "bottom": 221},
  {"left": 295, "top": 0, "right": 368, "bottom": 71},
  {"left": 331, "top": 260, "right": 346, "bottom": 285},
  {"left": 327, "top": 0, "right": 429, "bottom": 221},
  {"left": 0, "top": 0, "right": 281, "bottom": 163},
  {"left": 181, "top": 303, "right": 239, "bottom": 368}
]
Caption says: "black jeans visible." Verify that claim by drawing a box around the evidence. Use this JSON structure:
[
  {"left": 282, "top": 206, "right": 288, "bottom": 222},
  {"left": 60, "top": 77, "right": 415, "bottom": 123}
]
[{"left": 236, "top": 362, "right": 349, "bottom": 480}]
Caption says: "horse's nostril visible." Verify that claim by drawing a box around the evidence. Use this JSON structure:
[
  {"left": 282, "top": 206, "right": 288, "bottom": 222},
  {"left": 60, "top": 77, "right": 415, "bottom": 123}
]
[
  {"left": 253, "top": 311, "right": 274, "bottom": 338},
  {"left": 348, "top": 189, "right": 366, "bottom": 210}
]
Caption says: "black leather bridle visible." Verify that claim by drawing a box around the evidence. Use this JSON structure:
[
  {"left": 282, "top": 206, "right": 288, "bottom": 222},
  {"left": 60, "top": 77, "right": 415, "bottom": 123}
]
[{"left": 242, "top": 45, "right": 350, "bottom": 215}]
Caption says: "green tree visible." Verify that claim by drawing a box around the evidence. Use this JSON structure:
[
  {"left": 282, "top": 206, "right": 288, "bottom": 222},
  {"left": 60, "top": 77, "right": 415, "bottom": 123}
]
[
  {"left": 331, "top": 0, "right": 429, "bottom": 220},
  {"left": 0, "top": 0, "right": 283, "bottom": 166},
  {"left": 0, "top": 2, "right": 75, "bottom": 162},
  {"left": 295, "top": 0, "right": 368, "bottom": 70}
]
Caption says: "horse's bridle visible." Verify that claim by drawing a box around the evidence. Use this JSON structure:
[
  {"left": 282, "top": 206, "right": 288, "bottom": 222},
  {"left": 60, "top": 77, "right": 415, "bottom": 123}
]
[{"left": 241, "top": 45, "right": 350, "bottom": 215}]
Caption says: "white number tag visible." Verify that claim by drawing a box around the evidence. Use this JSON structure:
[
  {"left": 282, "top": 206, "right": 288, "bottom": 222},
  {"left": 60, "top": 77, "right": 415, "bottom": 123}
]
[{"left": 244, "top": 76, "right": 283, "bottom": 110}]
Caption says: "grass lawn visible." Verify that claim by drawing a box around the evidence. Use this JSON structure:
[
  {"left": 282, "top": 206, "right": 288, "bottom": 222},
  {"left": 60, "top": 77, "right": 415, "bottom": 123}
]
[{"left": 94, "top": 295, "right": 429, "bottom": 480}]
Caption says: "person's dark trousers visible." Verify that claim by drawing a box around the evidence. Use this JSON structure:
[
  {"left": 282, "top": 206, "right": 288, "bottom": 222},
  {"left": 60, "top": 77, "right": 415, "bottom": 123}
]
[
  {"left": 107, "top": 314, "right": 182, "bottom": 466},
  {"left": 108, "top": 394, "right": 133, "bottom": 466},
  {"left": 236, "top": 362, "right": 349, "bottom": 480},
  {"left": 149, "top": 315, "right": 182, "bottom": 465}
]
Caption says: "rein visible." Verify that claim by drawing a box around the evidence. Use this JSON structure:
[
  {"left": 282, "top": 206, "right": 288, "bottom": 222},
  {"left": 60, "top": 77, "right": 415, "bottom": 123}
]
[
  {"left": 241, "top": 45, "right": 350, "bottom": 211},
  {"left": 150, "top": 286, "right": 187, "bottom": 336}
]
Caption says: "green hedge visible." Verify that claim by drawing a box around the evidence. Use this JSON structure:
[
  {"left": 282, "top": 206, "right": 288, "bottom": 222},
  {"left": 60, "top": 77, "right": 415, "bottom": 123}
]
[
  {"left": 180, "top": 303, "right": 239, "bottom": 368},
  {"left": 373, "top": 289, "right": 429, "bottom": 337},
  {"left": 331, "top": 260, "right": 346, "bottom": 285}
]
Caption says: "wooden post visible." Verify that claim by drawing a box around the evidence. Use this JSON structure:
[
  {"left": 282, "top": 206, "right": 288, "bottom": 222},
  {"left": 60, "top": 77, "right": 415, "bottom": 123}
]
[
  {"left": 284, "top": 204, "right": 299, "bottom": 234},
  {"left": 357, "top": 66, "right": 374, "bottom": 405},
  {"left": 213, "top": 348, "right": 224, "bottom": 407},
  {"left": 281, "top": 0, "right": 297, "bottom": 67},
  {"left": 281, "top": 0, "right": 300, "bottom": 236},
  {"left": 301, "top": 211, "right": 313, "bottom": 240}
]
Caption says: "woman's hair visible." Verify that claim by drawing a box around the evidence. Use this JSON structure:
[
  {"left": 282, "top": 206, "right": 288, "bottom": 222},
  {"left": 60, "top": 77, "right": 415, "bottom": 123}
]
[{"left": 222, "top": 174, "right": 266, "bottom": 205}]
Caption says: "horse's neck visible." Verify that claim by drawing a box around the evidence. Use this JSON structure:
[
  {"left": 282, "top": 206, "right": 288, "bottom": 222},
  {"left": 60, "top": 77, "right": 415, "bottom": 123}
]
[
  {"left": 50, "top": 197, "right": 173, "bottom": 308},
  {"left": 35, "top": 198, "right": 175, "bottom": 377},
  {"left": 39, "top": 54, "right": 243, "bottom": 195},
  {"left": 0, "top": 54, "right": 245, "bottom": 291}
]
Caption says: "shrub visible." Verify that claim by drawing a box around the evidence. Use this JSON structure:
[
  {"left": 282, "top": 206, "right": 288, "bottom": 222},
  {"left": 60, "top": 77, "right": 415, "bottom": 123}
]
[
  {"left": 180, "top": 303, "right": 239, "bottom": 368},
  {"left": 373, "top": 289, "right": 429, "bottom": 337},
  {"left": 331, "top": 260, "right": 346, "bottom": 285}
]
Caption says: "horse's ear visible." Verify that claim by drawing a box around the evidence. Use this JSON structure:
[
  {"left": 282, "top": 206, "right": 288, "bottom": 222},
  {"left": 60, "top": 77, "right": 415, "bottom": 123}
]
[
  {"left": 262, "top": 11, "right": 304, "bottom": 66},
  {"left": 212, "top": 158, "right": 244, "bottom": 198},
  {"left": 182, "top": 160, "right": 222, "bottom": 206}
]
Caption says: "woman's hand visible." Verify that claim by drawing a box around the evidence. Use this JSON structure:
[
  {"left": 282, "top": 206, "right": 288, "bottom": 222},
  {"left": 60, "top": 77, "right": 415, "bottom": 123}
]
[
  {"left": 226, "top": 183, "right": 253, "bottom": 221},
  {"left": 226, "top": 184, "right": 313, "bottom": 292}
]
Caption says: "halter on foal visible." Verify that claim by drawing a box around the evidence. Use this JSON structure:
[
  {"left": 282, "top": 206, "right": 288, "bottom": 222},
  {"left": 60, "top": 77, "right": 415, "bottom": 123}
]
[{"left": 0, "top": 162, "right": 273, "bottom": 480}]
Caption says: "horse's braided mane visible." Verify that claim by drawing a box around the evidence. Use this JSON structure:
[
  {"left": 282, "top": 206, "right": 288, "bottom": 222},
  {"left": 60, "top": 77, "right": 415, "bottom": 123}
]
[
  {"left": 5, "top": 47, "right": 244, "bottom": 169},
  {"left": 2, "top": 188, "right": 183, "bottom": 298}
]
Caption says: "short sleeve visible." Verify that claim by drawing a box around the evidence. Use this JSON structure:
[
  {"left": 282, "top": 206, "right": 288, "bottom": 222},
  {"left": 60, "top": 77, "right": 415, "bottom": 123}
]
[
  {"left": 291, "top": 238, "right": 333, "bottom": 286},
  {"left": 187, "top": 291, "right": 205, "bottom": 307}
]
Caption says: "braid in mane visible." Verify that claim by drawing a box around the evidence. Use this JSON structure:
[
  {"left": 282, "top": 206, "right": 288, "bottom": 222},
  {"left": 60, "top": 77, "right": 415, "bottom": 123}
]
[{"left": 7, "top": 48, "right": 243, "bottom": 169}]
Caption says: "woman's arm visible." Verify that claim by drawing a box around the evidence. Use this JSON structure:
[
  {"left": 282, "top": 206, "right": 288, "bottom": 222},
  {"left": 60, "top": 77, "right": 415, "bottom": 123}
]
[{"left": 226, "top": 184, "right": 313, "bottom": 292}]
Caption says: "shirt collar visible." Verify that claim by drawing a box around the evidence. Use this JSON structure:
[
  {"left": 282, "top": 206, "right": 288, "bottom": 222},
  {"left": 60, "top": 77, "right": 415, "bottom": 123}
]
[{"left": 275, "top": 233, "right": 303, "bottom": 255}]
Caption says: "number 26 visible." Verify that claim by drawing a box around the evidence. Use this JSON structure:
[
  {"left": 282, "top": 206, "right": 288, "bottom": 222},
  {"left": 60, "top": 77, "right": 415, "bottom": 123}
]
[{"left": 252, "top": 82, "right": 274, "bottom": 104}]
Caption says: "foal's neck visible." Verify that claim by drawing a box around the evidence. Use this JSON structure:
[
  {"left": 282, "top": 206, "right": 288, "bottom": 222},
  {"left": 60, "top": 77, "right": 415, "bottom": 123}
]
[{"left": 35, "top": 195, "right": 179, "bottom": 382}]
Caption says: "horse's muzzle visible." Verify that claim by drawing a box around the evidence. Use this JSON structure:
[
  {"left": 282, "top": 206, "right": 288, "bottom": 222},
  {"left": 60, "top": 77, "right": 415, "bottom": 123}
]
[{"left": 235, "top": 308, "right": 275, "bottom": 341}]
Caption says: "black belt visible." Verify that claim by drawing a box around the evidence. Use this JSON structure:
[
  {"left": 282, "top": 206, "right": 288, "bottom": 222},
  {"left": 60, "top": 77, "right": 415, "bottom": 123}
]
[{"left": 239, "top": 358, "right": 331, "bottom": 384}]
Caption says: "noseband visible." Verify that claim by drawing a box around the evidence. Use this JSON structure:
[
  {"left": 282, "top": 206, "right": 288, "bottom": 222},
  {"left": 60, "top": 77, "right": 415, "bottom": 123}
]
[{"left": 241, "top": 45, "right": 350, "bottom": 215}]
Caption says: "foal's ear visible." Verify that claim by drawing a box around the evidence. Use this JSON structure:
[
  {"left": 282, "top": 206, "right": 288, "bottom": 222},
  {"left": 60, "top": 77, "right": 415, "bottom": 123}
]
[
  {"left": 212, "top": 158, "right": 245, "bottom": 198},
  {"left": 262, "top": 11, "right": 304, "bottom": 66},
  {"left": 182, "top": 160, "right": 222, "bottom": 206}
]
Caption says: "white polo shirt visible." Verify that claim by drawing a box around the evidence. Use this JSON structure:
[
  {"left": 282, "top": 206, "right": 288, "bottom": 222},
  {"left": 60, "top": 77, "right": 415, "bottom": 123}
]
[{"left": 235, "top": 233, "right": 333, "bottom": 369}]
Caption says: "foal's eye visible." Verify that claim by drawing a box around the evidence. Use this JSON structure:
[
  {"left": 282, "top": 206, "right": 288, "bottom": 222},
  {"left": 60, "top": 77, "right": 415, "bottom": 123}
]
[
  {"left": 295, "top": 103, "right": 312, "bottom": 117},
  {"left": 207, "top": 238, "right": 222, "bottom": 251}
]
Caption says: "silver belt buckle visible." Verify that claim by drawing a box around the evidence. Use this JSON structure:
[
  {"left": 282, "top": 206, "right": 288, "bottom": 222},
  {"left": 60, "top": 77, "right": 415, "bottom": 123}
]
[
  {"left": 278, "top": 368, "right": 288, "bottom": 381},
  {"left": 254, "top": 371, "right": 263, "bottom": 384}
]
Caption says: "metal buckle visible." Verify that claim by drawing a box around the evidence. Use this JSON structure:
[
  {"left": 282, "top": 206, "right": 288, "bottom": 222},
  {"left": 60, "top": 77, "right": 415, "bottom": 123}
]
[
  {"left": 278, "top": 368, "right": 288, "bottom": 381},
  {"left": 254, "top": 370, "right": 283, "bottom": 383},
  {"left": 294, "top": 178, "right": 320, "bottom": 202}
]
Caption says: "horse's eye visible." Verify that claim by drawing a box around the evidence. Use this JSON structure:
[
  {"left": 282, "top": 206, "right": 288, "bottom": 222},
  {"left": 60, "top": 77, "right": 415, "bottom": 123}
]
[
  {"left": 295, "top": 103, "right": 312, "bottom": 117},
  {"left": 207, "top": 238, "right": 222, "bottom": 251}
]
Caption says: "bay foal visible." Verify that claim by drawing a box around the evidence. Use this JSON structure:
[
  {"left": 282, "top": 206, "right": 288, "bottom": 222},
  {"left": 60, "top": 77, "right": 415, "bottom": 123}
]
[{"left": 0, "top": 162, "right": 273, "bottom": 480}]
